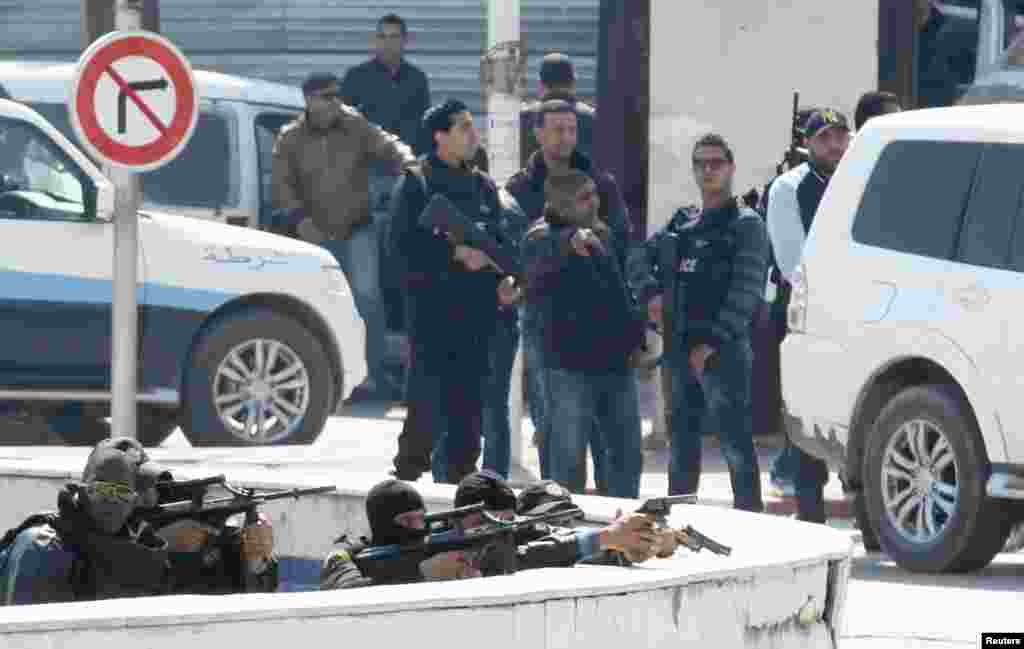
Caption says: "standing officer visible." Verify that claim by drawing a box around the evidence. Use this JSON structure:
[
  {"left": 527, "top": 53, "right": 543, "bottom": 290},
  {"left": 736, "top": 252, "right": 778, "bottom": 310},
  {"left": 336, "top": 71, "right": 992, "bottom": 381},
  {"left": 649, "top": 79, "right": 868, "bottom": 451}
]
[
  {"left": 388, "top": 99, "right": 520, "bottom": 484},
  {"left": 766, "top": 109, "right": 850, "bottom": 524},
  {"left": 633, "top": 133, "right": 768, "bottom": 512}
]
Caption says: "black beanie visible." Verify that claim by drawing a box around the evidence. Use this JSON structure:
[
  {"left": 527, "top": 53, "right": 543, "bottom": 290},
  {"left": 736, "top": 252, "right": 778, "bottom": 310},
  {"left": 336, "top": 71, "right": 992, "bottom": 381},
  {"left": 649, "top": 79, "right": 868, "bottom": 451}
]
[{"left": 366, "top": 479, "right": 427, "bottom": 546}]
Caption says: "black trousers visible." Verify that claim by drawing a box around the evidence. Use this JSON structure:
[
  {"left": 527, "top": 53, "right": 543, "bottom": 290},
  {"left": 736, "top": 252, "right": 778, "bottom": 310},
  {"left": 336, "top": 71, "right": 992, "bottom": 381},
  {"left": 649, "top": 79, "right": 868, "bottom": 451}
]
[{"left": 392, "top": 328, "right": 488, "bottom": 484}]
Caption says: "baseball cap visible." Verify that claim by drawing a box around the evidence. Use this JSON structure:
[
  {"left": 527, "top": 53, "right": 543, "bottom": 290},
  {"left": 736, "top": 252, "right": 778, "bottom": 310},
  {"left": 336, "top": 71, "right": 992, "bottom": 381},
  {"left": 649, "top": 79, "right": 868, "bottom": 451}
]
[
  {"left": 454, "top": 470, "right": 517, "bottom": 511},
  {"left": 516, "top": 480, "right": 577, "bottom": 517},
  {"left": 539, "top": 53, "right": 576, "bottom": 85},
  {"left": 804, "top": 108, "right": 849, "bottom": 139}
]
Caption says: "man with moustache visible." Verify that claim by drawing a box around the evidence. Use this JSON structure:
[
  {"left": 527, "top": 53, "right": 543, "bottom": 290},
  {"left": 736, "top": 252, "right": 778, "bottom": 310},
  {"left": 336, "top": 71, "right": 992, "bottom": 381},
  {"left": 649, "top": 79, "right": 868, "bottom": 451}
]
[
  {"left": 522, "top": 170, "right": 646, "bottom": 498},
  {"left": 633, "top": 133, "right": 768, "bottom": 512},
  {"left": 766, "top": 109, "right": 851, "bottom": 524},
  {"left": 272, "top": 72, "right": 419, "bottom": 404},
  {"left": 388, "top": 99, "right": 520, "bottom": 485}
]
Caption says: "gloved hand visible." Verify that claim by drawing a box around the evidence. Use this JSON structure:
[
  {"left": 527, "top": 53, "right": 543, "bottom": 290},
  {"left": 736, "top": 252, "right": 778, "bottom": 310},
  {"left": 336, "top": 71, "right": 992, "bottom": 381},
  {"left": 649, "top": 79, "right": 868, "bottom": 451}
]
[
  {"left": 155, "top": 519, "right": 217, "bottom": 553},
  {"left": 419, "top": 550, "right": 481, "bottom": 581}
]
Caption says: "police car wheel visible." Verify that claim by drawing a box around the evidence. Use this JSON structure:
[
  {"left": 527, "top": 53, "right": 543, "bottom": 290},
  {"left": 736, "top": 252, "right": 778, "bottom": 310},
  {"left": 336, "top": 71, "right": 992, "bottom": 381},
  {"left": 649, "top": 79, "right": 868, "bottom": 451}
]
[
  {"left": 863, "top": 384, "right": 1009, "bottom": 573},
  {"left": 181, "top": 308, "right": 334, "bottom": 446}
]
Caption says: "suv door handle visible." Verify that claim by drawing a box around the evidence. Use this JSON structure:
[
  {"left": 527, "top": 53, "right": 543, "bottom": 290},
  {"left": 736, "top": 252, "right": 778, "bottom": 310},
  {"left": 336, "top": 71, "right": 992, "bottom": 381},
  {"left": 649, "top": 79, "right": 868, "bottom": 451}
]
[{"left": 954, "top": 284, "right": 991, "bottom": 309}]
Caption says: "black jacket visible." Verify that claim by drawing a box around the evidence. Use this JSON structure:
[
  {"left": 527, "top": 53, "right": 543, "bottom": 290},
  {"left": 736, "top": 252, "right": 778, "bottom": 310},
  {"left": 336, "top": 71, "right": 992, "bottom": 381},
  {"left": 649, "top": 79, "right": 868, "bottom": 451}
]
[
  {"left": 523, "top": 220, "right": 646, "bottom": 374},
  {"left": 388, "top": 154, "right": 508, "bottom": 359},
  {"left": 633, "top": 199, "right": 768, "bottom": 354},
  {"left": 340, "top": 58, "right": 432, "bottom": 156}
]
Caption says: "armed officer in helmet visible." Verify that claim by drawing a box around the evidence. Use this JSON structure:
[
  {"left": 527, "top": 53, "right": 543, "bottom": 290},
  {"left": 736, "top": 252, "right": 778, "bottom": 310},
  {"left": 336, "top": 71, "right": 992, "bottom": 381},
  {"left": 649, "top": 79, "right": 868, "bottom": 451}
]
[{"left": 0, "top": 438, "right": 277, "bottom": 605}]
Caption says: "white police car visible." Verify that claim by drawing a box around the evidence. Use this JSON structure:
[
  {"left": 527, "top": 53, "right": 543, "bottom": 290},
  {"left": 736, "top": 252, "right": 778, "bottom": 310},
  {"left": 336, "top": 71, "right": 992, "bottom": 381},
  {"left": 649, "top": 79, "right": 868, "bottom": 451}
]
[{"left": 0, "top": 98, "right": 366, "bottom": 446}]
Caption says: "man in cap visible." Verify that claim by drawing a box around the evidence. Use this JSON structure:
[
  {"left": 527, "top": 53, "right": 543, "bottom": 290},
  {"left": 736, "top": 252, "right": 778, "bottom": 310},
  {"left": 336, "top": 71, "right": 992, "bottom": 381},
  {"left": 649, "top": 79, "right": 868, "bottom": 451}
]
[
  {"left": 766, "top": 108, "right": 851, "bottom": 524},
  {"left": 388, "top": 99, "right": 521, "bottom": 484},
  {"left": 451, "top": 471, "right": 657, "bottom": 572},
  {"left": 272, "top": 71, "right": 420, "bottom": 404},
  {"left": 520, "top": 52, "right": 596, "bottom": 167}
]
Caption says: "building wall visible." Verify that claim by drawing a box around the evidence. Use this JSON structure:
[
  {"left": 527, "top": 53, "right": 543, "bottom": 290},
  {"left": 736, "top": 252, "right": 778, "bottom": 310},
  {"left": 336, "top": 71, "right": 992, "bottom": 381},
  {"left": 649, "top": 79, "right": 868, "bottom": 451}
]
[
  {"left": 647, "top": 0, "right": 878, "bottom": 233},
  {"left": 0, "top": 1, "right": 598, "bottom": 117}
]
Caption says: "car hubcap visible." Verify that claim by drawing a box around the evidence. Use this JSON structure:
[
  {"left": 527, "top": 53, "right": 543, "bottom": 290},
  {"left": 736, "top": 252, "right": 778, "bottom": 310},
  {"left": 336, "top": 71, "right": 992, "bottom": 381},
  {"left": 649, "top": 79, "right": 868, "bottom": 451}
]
[
  {"left": 212, "top": 339, "right": 310, "bottom": 444},
  {"left": 881, "top": 418, "right": 959, "bottom": 544}
]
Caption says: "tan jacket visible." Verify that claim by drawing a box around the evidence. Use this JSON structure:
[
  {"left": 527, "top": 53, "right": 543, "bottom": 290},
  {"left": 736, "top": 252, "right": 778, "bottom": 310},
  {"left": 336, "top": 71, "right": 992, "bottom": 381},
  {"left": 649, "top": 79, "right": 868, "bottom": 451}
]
[{"left": 271, "top": 106, "right": 417, "bottom": 240}]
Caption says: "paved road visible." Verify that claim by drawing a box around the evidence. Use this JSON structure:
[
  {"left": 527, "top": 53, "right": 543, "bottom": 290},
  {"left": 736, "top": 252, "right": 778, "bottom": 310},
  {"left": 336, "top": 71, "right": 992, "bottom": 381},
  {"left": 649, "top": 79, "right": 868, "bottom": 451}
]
[{"left": 2, "top": 400, "right": 1020, "bottom": 647}]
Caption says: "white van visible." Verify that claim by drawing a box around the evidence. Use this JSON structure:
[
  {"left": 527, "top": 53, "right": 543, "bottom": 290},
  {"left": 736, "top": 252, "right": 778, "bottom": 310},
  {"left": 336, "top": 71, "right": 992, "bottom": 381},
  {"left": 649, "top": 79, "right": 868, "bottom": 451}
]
[
  {"left": 0, "top": 97, "right": 366, "bottom": 447},
  {"left": 0, "top": 61, "right": 304, "bottom": 229}
]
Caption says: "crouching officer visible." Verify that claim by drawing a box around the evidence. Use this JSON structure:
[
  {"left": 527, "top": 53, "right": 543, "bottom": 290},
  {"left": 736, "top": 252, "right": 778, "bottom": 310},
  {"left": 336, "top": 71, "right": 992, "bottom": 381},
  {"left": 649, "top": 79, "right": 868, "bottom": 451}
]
[
  {"left": 0, "top": 438, "right": 172, "bottom": 604},
  {"left": 448, "top": 471, "right": 658, "bottom": 572},
  {"left": 0, "top": 438, "right": 278, "bottom": 605},
  {"left": 632, "top": 133, "right": 768, "bottom": 513},
  {"left": 320, "top": 476, "right": 658, "bottom": 589}
]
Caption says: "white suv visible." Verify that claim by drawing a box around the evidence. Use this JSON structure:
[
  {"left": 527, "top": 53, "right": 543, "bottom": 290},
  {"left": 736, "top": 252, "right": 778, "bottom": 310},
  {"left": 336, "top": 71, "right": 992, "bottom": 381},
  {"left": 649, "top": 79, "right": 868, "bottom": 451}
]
[
  {"left": 781, "top": 104, "right": 1024, "bottom": 573},
  {"left": 0, "top": 98, "right": 366, "bottom": 447}
]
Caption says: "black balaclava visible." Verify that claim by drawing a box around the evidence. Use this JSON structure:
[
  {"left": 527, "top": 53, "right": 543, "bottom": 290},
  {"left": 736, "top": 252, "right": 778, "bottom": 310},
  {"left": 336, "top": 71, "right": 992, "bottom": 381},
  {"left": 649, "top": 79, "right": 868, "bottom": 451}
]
[{"left": 366, "top": 480, "right": 427, "bottom": 546}]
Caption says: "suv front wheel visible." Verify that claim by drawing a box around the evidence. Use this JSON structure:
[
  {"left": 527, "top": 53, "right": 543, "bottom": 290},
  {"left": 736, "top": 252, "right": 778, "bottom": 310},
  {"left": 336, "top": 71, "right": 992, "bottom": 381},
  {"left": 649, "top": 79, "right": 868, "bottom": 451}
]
[
  {"left": 181, "top": 308, "right": 334, "bottom": 446},
  {"left": 864, "top": 384, "right": 1010, "bottom": 573}
]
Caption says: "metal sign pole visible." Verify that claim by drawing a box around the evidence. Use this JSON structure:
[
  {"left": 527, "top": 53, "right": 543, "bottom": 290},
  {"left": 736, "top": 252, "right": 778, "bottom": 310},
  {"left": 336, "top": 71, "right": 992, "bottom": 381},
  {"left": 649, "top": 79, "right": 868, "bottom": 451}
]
[
  {"left": 483, "top": 0, "right": 531, "bottom": 479},
  {"left": 109, "top": 0, "right": 143, "bottom": 440}
]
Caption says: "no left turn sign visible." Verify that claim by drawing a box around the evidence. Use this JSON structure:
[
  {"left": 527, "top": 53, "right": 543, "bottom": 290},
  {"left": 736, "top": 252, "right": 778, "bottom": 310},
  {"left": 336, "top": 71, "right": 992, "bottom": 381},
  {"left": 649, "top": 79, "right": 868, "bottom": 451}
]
[{"left": 70, "top": 31, "right": 199, "bottom": 172}]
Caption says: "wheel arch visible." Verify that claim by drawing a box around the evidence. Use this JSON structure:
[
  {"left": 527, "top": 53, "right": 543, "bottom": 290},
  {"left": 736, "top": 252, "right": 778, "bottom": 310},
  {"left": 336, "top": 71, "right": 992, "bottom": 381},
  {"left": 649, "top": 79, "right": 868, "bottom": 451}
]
[{"left": 845, "top": 356, "right": 983, "bottom": 489}]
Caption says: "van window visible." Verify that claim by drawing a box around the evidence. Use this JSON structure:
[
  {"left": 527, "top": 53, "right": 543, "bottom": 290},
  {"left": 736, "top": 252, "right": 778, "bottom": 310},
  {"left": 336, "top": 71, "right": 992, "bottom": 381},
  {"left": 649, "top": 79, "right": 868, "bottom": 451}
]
[
  {"left": 852, "top": 140, "right": 981, "bottom": 260},
  {"left": 255, "top": 112, "right": 297, "bottom": 227},
  {"left": 956, "top": 144, "right": 1024, "bottom": 270},
  {"left": 27, "top": 101, "right": 236, "bottom": 209},
  {"left": 141, "top": 112, "right": 234, "bottom": 209}
]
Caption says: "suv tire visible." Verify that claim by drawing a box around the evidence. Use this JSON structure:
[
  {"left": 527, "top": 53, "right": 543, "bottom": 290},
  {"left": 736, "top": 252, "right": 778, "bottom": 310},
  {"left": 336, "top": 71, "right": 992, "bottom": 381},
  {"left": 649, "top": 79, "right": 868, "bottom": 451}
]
[
  {"left": 181, "top": 308, "right": 333, "bottom": 446},
  {"left": 864, "top": 384, "right": 1009, "bottom": 573}
]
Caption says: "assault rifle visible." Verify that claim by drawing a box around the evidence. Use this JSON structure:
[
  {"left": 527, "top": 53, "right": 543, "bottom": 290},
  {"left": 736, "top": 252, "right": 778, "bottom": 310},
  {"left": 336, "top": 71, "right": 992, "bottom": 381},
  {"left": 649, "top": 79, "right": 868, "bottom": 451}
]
[
  {"left": 423, "top": 502, "right": 488, "bottom": 532},
  {"left": 777, "top": 90, "right": 809, "bottom": 177},
  {"left": 153, "top": 474, "right": 227, "bottom": 507},
  {"left": 134, "top": 481, "right": 337, "bottom": 529},
  {"left": 419, "top": 192, "right": 523, "bottom": 279},
  {"left": 635, "top": 494, "right": 732, "bottom": 557},
  {"left": 354, "top": 505, "right": 584, "bottom": 579}
]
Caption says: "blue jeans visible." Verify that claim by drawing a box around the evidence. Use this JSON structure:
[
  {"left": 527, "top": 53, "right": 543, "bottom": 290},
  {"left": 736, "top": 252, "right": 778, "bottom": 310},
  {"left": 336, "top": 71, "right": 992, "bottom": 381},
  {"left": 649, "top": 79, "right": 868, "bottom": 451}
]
[
  {"left": 546, "top": 367, "right": 642, "bottom": 498},
  {"left": 321, "top": 224, "right": 387, "bottom": 388},
  {"left": 521, "top": 317, "right": 607, "bottom": 491},
  {"left": 668, "top": 340, "right": 764, "bottom": 512}
]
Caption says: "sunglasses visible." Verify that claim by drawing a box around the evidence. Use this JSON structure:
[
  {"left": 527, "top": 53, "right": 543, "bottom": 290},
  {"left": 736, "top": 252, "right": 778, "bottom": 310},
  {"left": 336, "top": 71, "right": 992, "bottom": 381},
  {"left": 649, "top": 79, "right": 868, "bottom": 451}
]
[
  {"left": 86, "top": 480, "right": 138, "bottom": 504},
  {"left": 692, "top": 158, "right": 730, "bottom": 172}
]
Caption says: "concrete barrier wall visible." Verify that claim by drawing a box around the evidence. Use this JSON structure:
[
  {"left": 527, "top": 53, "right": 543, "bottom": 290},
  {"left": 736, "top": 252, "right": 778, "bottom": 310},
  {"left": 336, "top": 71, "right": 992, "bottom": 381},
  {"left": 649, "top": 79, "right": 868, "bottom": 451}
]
[{"left": 0, "top": 460, "right": 853, "bottom": 648}]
